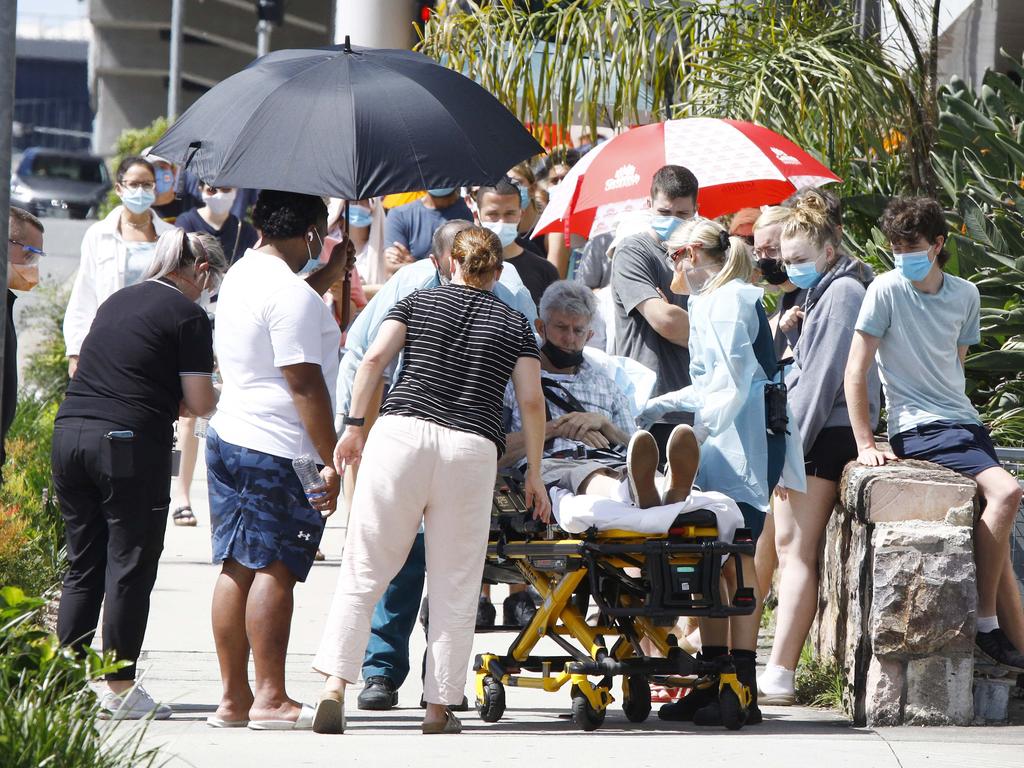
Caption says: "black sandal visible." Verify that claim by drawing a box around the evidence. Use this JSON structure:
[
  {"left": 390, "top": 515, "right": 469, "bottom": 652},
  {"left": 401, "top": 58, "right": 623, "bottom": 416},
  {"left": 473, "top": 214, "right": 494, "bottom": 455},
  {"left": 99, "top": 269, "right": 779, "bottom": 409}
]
[{"left": 172, "top": 506, "right": 197, "bottom": 527}]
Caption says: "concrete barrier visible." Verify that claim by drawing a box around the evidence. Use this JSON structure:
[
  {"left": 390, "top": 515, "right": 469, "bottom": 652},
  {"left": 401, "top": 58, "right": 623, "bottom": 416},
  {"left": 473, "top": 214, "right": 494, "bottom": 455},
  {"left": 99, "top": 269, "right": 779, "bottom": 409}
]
[{"left": 812, "top": 457, "right": 980, "bottom": 726}]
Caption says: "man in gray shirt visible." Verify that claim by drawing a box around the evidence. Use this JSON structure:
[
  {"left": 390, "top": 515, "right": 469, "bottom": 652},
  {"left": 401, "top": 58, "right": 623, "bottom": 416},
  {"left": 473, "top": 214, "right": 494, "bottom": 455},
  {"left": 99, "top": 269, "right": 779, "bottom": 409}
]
[{"left": 611, "top": 165, "right": 698, "bottom": 447}]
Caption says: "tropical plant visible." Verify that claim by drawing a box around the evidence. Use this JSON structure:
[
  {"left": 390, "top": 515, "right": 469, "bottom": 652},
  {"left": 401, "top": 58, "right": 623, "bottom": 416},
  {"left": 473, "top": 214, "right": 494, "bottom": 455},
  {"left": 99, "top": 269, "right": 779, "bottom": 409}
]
[
  {"left": 422, "top": 2, "right": 909, "bottom": 170},
  {"left": 928, "top": 55, "right": 1024, "bottom": 445},
  {"left": 0, "top": 587, "right": 163, "bottom": 768}
]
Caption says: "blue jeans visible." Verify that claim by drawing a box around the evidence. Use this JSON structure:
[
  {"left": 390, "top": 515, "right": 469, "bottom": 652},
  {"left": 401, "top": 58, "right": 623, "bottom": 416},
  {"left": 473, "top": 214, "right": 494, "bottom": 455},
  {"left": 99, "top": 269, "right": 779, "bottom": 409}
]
[{"left": 360, "top": 531, "right": 426, "bottom": 685}]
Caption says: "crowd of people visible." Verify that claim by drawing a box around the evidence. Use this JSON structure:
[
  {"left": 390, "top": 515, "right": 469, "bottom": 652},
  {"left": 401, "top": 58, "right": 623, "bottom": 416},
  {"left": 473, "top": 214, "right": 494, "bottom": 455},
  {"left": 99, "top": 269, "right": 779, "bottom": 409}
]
[{"left": 3, "top": 139, "right": 1023, "bottom": 735}]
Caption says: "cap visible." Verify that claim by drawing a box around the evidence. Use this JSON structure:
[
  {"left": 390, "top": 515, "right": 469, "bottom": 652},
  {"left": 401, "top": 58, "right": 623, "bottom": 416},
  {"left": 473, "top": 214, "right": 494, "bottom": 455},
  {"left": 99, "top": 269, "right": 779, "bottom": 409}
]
[
  {"left": 141, "top": 145, "right": 173, "bottom": 166},
  {"left": 728, "top": 207, "right": 761, "bottom": 238}
]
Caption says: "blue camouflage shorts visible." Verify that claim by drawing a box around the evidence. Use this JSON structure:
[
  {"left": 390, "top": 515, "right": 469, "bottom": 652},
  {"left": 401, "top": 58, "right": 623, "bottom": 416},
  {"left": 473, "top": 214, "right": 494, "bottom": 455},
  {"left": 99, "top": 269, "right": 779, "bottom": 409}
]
[{"left": 206, "top": 427, "right": 325, "bottom": 582}]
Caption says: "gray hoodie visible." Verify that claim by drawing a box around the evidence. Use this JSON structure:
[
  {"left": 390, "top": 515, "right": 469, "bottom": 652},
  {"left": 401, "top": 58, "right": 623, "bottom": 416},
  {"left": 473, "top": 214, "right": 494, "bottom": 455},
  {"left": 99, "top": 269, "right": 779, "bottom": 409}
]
[{"left": 785, "top": 254, "right": 881, "bottom": 453}]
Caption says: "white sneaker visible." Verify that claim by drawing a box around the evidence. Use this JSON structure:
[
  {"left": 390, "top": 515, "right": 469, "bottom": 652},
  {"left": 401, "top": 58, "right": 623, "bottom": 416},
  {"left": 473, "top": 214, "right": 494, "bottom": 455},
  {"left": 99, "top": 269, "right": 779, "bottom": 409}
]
[
  {"left": 757, "top": 664, "right": 796, "bottom": 706},
  {"left": 99, "top": 685, "right": 173, "bottom": 720}
]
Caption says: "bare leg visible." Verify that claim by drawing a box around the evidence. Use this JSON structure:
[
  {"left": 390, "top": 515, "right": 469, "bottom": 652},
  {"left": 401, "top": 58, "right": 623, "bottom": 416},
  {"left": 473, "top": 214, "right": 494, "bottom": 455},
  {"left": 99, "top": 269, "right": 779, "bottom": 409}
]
[
  {"left": 973, "top": 467, "right": 1023, "bottom": 617},
  {"left": 247, "top": 560, "right": 300, "bottom": 722},
  {"left": 726, "top": 554, "right": 760, "bottom": 652},
  {"left": 997, "top": 556, "right": 1024, "bottom": 652},
  {"left": 768, "top": 477, "right": 838, "bottom": 670},
  {"left": 755, "top": 513, "right": 778, "bottom": 605},
  {"left": 578, "top": 469, "right": 621, "bottom": 498},
  {"left": 172, "top": 417, "right": 198, "bottom": 514},
  {"left": 212, "top": 559, "right": 256, "bottom": 721}
]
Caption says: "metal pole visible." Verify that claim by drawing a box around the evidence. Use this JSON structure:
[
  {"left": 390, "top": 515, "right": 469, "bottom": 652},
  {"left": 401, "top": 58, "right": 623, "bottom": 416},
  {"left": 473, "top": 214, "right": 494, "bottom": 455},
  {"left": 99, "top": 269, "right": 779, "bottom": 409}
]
[
  {"left": 257, "top": 19, "right": 272, "bottom": 58},
  {"left": 0, "top": 0, "right": 18, "bottom": 420},
  {"left": 168, "top": 0, "right": 185, "bottom": 120}
]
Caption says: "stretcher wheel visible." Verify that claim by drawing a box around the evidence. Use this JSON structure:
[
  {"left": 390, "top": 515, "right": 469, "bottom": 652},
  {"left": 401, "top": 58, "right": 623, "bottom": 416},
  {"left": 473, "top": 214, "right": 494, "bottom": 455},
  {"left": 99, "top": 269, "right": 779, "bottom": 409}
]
[
  {"left": 476, "top": 676, "right": 505, "bottom": 723},
  {"left": 719, "top": 686, "right": 746, "bottom": 731},
  {"left": 622, "top": 675, "right": 651, "bottom": 723},
  {"left": 571, "top": 693, "right": 606, "bottom": 731}
]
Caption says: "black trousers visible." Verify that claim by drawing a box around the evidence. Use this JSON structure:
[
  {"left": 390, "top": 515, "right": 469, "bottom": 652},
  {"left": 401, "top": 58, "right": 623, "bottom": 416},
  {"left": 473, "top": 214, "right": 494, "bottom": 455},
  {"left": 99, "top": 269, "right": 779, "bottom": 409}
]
[{"left": 52, "top": 416, "right": 172, "bottom": 681}]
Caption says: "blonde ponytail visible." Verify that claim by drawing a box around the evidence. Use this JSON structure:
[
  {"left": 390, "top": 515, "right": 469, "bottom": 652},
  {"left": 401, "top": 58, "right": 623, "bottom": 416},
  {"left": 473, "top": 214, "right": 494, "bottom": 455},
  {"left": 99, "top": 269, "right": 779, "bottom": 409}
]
[{"left": 667, "top": 218, "right": 753, "bottom": 294}]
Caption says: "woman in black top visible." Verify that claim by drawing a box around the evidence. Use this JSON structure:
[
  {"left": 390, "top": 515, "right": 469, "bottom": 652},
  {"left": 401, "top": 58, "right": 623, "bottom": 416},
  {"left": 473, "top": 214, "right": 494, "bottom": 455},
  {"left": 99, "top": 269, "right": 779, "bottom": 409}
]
[
  {"left": 311, "top": 227, "right": 549, "bottom": 735},
  {"left": 53, "top": 228, "right": 226, "bottom": 720}
]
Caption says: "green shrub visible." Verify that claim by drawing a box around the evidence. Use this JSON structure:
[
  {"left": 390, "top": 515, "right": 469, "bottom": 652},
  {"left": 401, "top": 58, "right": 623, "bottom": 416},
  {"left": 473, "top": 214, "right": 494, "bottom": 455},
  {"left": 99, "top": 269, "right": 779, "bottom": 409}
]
[
  {"left": 794, "top": 642, "right": 845, "bottom": 710},
  {"left": 19, "top": 281, "right": 70, "bottom": 404},
  {"left": 0, "top": 587, "right": 163, "bottom": 768}
]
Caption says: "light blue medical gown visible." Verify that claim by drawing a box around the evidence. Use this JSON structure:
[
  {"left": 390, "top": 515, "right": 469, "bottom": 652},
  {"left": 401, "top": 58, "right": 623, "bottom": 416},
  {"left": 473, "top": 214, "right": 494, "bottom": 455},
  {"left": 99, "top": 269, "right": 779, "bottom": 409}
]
[{"left": 641, "top": 279, "right": 806, "bottom": 512}]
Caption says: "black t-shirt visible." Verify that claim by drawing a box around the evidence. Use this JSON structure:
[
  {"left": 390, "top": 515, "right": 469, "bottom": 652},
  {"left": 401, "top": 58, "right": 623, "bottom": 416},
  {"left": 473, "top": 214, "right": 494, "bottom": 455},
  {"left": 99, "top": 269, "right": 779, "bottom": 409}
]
[
  {"left": 516, "top": 234, "right": 546, "bottom": 259},
  {"left": 58, "top": 279, "right": 214, "bottom": 442},
  {"left": 152, "top": 196, "right": 198, "bottom": 224},
  {"left": 506, "top": 249, "right": 559, "bottom": 308},
  {"left": 1, "top": 292, "right": 17, "bottom": 472},
  {"left": 381, "top": 283, "right": 539, "bottom": 454},
  {"left": 175, "top": 208, "right": 258, "bottom": 264}
]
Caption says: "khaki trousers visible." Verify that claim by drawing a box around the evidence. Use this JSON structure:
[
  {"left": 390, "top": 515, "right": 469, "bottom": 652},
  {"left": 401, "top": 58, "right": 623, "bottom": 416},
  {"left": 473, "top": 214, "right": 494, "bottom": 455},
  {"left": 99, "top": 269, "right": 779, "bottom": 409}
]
[{"left": 313, "top": 415, "right": 496, "bottom": 705}]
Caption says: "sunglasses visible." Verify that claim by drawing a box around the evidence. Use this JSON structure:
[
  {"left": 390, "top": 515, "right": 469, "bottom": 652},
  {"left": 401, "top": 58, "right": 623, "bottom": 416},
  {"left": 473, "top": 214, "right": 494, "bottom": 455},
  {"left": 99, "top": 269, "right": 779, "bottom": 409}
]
[{"left": 9, "top": 238, "right": 45, "bottom": 264}]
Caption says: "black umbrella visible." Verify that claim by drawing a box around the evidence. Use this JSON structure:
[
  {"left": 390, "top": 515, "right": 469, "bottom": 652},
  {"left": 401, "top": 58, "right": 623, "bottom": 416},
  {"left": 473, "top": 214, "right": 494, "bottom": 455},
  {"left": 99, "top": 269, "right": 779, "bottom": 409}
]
[{"left": 153, "top": 38, "right": 543, "bottom": 199}]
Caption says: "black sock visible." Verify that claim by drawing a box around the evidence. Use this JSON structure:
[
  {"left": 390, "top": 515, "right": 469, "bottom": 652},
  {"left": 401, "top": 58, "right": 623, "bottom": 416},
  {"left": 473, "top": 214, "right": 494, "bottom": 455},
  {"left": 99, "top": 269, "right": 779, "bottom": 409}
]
[
  {"left": 701, "top": 645, "right": 728, "bottom": 660},
  {"left": 731, "top": 649, "right": 756, "bottom": 661}
]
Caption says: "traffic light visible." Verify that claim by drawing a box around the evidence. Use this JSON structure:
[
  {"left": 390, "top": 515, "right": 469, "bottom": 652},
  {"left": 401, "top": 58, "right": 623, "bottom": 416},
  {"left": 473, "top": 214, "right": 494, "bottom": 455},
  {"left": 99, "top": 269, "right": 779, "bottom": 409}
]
[{"left": 255, "top": 0, "right": 286, "bottom": 26}]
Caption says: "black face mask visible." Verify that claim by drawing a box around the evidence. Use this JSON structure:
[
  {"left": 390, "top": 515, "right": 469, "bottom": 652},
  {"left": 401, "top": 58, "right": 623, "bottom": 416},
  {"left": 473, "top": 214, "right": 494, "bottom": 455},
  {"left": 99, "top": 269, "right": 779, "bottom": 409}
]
[
  {"left": 541, "top": 339, "right": 585, "bottom": 369},
  {"left": 757, "top": 257, "right": 790, "bottom": 285}
]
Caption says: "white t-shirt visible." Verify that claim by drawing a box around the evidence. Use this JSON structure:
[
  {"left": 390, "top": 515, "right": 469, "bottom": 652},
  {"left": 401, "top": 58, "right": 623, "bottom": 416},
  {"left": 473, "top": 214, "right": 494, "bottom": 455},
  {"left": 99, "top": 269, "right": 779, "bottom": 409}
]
[{"left": 211, "top": 249, "right": 341, "bottom": 459}]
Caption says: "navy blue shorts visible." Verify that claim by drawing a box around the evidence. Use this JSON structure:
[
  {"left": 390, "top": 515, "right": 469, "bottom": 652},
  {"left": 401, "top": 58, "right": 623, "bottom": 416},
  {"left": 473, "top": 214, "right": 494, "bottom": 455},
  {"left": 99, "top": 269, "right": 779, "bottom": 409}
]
[
  {"left": 206, "top": 427, "right": 325, "bottom": 581},
  {"left": 890, "top": 420, "right": 1000, "bottom": 478}
]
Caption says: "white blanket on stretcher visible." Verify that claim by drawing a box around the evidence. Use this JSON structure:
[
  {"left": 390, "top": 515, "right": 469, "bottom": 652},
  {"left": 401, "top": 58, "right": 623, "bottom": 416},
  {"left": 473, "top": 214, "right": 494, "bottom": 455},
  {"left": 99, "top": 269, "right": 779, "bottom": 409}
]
[{"left": 550, "top": 486, "right": 743, "bottom": 545}]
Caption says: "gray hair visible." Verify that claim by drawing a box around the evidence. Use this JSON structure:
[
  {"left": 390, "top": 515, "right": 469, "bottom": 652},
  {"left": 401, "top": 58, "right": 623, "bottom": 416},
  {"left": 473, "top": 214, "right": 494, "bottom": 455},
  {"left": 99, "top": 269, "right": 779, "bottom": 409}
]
[
  {"left": 539, "top": 280, "right": 596, "bottom": 325},
  {"left": 431, "top": 218, "right": 473, "bottom": 259},
  {"left": 144, "top": 229, "right": 227, "bottom": 282}
]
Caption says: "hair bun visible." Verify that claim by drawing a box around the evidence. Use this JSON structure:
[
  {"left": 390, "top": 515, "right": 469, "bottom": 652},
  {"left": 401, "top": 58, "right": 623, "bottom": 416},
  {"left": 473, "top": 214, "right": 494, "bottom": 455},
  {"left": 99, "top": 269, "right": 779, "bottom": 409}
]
[{"left": 718, "top": 229, "right": 730, "bottom": 252}]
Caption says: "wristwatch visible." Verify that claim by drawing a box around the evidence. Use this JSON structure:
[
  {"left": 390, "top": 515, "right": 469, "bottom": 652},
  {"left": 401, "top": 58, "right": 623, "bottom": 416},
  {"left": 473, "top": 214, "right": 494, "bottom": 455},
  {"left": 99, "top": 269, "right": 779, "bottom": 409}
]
[{"left": 342, "top": 415, "right": 365, "bottom": 427}]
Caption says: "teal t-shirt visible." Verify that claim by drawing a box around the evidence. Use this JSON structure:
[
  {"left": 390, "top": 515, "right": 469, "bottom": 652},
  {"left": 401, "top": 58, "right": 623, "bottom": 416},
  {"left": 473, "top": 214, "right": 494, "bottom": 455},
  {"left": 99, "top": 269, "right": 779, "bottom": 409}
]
[{"left": 855, "top": 270, "right": 981, "bottom": 438}]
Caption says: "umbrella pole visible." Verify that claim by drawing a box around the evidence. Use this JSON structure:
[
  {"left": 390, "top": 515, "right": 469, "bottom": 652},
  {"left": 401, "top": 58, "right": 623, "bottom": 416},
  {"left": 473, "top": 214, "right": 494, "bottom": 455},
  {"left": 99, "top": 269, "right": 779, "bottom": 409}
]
[{"left": 340, "top": 201, "right": 352, "bottom": 329}]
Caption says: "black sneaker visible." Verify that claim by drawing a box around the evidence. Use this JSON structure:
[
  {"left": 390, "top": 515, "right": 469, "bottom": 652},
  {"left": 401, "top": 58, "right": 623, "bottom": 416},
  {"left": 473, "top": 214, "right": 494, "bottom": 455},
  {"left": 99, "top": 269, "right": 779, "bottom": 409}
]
[
  {"left": 976, "top": 628, "right": 1024, "bottom": 672},
  {"left": 357, "top": 676, "right": 399, "bottom": 710},
  {"left": 503, "top": 591, "right": 538, "bottom": 628},
  {"left": 477, "top": 596, "right": 496, "bottom": 629}
]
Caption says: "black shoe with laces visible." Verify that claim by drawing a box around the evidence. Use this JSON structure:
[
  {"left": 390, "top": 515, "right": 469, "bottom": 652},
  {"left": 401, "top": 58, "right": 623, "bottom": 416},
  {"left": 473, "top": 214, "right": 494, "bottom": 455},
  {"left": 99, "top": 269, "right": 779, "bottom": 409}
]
[
  {"left": 976, "top": 628, "right": 1024, "bottom": 672},
  {"left": 357, "top": 676, "right": 399, "bottom": 710},
  {"left": 503, "top": 591, "right": 538, "bottom": 628}
]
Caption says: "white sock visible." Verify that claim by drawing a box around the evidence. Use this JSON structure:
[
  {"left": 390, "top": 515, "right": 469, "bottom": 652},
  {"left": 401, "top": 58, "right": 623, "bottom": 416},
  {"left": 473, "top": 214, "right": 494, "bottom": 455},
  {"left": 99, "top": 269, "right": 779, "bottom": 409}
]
[
  {"left": 977, "top": 615, "right": 1000, "bottom": 633},
  {"left": 757, "top": 663, "right": 795, "bottom": 693}
]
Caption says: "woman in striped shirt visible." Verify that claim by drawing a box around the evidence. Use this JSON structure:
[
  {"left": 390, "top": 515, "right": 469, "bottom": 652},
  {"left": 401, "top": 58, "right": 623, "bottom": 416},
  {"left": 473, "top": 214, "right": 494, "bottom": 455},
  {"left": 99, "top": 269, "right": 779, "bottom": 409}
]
[{"left": 312, "top": 227, "right": 549, "bottom": 735}]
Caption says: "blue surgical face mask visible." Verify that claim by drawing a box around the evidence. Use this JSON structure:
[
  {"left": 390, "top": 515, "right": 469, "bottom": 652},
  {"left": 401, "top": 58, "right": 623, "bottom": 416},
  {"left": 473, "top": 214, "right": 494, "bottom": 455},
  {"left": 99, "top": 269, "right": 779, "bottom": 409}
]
[
  {"left": 428, "top": 187, "right": 456, "bottom": 198},
  {"left": 481, "top": 220, "right": 518, "bottom": 248},
  {"left": 651, "top": 215, "right": 682, "bottom": 242},
  {"left": 517, "top": 184, "right": 530, "bottom": 210},
  {"left": 894, "top": 249, "right": 933, "bottom": 282},
  {"left": 785, "top": 260, "right": 823, "bottom": 290},
  {"left": 348, "top": 204, "right": 372, "bottom": 228},
  {"left": 155, "top": 168, "right": 175, "bottom": 196},
  {"left": 121, "top": 186, "right": 155, "bottom": 214}
]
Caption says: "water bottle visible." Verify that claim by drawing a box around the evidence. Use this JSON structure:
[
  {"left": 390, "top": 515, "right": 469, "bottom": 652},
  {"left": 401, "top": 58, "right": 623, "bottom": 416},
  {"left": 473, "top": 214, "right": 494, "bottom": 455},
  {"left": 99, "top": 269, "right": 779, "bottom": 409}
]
[
  {"left": 193, "top": 417, "right": 209, "bottom": 439},
  {"left": 292, "top": 454, "right": 327, "bottom": 504}
]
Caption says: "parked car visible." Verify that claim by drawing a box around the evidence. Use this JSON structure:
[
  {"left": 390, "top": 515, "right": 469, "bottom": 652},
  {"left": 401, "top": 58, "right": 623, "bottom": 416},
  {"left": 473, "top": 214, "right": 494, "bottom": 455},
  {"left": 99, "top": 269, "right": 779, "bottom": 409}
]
[{"left": 10, "top": 148, "right": 111, "bottom": 219}]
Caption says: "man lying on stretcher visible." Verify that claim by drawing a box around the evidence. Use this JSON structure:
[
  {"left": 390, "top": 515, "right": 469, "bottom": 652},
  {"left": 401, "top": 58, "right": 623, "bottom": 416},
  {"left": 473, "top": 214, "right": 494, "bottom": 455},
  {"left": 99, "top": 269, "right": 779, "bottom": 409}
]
[{"left": 499, "top": 280, "right": 702, "bottom": 521}]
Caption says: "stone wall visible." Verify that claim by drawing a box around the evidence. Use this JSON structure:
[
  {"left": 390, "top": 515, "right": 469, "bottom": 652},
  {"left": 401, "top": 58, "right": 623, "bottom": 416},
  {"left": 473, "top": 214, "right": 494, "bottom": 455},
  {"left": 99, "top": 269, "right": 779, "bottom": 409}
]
[{"left": 812, "top": 458, "right": 979, "bottom": 726}]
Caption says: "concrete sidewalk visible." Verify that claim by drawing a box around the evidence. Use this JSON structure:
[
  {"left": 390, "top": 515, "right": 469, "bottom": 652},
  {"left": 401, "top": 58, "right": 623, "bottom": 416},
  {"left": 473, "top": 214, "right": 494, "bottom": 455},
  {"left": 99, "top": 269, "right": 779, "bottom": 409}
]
[{"left": 126, "top": 452, "right": 1024, "bottom": 767}]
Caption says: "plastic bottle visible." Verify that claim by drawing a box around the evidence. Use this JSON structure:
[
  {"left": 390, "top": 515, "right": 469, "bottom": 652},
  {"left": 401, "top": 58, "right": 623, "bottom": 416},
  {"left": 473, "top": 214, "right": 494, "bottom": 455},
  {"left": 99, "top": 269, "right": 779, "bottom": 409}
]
[
  {"left": 292, "top": 454, "right": 326, "bottom": 502},
  {"left": 193, "top": 417, "right": 209, "bottom": 439}
]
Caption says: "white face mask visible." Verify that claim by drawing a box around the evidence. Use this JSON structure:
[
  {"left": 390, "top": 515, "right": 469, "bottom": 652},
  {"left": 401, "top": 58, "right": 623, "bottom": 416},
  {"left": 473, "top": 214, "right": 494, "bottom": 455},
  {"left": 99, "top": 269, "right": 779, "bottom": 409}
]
[
  {"left": 203, "top": 190, "right": 237, "bottom": 216},
  {"left": 481, "top": 220, "right": 518, "bottom": 248}
]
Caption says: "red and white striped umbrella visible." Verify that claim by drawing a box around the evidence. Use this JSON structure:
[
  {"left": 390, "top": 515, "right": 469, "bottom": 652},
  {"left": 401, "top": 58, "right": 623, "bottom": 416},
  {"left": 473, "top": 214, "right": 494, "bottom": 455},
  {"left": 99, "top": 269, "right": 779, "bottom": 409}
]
[{"left": 534, "top": 118, "right": 841, "bottom": 239}]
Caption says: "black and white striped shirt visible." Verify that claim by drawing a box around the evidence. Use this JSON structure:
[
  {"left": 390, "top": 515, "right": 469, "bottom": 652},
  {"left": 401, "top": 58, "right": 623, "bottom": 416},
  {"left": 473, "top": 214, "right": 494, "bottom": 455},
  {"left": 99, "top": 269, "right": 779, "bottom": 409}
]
[{"left": 381, "top": 283, "right": 539, "bottom": 454}]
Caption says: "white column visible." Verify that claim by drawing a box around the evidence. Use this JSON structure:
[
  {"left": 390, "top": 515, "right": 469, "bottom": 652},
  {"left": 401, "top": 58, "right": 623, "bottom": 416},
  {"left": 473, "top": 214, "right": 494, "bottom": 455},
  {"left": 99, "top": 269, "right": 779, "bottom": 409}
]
[{"left": 335, "top": 0, "right": 418, "bottom": 50}]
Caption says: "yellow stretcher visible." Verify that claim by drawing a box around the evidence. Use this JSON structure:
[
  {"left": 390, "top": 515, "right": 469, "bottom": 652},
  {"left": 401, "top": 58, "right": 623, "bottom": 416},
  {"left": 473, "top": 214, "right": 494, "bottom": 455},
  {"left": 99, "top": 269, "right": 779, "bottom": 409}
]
[{"left": 474, "top": 474, "right": 757, "bottom": 731}]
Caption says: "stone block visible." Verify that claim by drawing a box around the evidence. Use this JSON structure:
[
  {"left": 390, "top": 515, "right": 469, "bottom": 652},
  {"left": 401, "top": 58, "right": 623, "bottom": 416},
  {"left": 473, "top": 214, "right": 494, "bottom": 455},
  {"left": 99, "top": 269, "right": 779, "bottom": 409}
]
[
  {"left": 864, "top": 656, "right": 905, "bottom": 726},
  {"left": 870, "top": 522, "right": 976, "bottom": 657},
  {"left": 904, "top": 655, "right": 974, "bottom": 725},
  {"left": 841, "top": 460, "right": 977, "bottom": 526},
  {"left": 973, "top": 678, "right": 1012, "bottom": 724}
]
